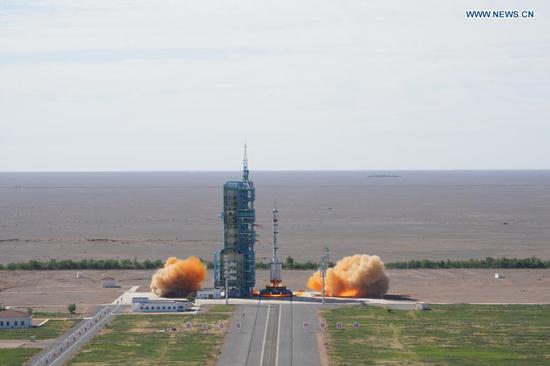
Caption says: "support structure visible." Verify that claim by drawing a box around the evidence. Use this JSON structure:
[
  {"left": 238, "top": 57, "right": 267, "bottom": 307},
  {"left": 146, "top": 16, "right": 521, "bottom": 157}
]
[
  {"left": 223, "top": 256, "right": 237, "bottom": 304},
  {"left": 214, "top": 145, "right": 256, "bottom": 297}
]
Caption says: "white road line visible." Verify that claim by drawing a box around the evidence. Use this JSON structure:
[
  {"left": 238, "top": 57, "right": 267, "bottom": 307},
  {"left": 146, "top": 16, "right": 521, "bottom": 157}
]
[
  {"left": 275, "top": 305, "right": 281, "bottom": 366},
  {"left": 259, "top": 304, "right": 271, "bottom": 366}
]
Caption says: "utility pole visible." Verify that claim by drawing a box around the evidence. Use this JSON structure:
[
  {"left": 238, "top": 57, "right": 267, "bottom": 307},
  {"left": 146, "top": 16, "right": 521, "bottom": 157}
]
[{"left": 319, "top": 247, "right": 330, "bottom": 305}]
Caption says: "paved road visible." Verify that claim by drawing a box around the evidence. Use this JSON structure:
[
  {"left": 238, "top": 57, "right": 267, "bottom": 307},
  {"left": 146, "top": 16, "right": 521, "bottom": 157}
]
[
  {"left": 28, "top": 304, "right": 122, "bottom": 366},
  {"left": 217, "top": 297, "right": 322, "bottom": 366}
]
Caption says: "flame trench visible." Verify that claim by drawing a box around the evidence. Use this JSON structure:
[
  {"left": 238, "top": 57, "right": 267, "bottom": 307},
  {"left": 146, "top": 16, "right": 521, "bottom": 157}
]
[
  {"left": 307, "top": 254, "right": 390, "bottom": 298},
  {"left": 150, "top": 256, "right": 206, "bottom": 297}
]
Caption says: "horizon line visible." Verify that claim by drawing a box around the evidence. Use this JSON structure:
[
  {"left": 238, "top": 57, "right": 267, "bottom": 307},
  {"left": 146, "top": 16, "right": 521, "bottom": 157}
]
[{"left": 0, "top": 169, "right": 549, "bottom": 174}]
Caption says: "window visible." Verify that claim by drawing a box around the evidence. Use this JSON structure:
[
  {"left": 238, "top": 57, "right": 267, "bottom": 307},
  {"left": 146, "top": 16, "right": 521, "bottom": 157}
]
[
  {"left": 6, "top": 321, "right": 10, "bottom": 326},
  {"left": 0, "top": 321, "right": 3, "bottom": 326}
]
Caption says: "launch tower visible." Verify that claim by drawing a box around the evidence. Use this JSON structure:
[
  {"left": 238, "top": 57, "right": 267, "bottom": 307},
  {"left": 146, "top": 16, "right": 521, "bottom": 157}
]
[{"left": 214, "top": 145, "right": 256, "bottom": 297}]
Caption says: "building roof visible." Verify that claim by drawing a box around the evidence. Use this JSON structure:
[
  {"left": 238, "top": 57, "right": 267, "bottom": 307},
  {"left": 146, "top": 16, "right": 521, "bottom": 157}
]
[
  {"left": 132, "top": 298, "right": 188, "bottom": 304},
  {"left": 0, "top": 309, "right": 31, "bottom": 318}
]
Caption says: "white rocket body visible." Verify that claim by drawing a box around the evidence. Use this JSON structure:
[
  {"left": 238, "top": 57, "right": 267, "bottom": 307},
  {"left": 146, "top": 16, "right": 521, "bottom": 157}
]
[{"left": 270, "top": 203, "right": 282, "bottom": 285}]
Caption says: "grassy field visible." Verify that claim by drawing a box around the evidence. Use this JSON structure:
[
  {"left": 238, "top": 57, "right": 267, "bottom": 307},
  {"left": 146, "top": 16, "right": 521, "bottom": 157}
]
[
  {"left": 0, "top": 348, "right": 42, "bottom": 366},
  {"left": 0, "top": 319, "right": 80, "bottom": 340},
  {"left": 69, "top": 305, "right": 234, "bottom": 366},
  {"left": 33, "top": 311, "right": 78, "bottom": 318},
  {"left": 321, "top": 304, "right": 550, "bottom": 366}
]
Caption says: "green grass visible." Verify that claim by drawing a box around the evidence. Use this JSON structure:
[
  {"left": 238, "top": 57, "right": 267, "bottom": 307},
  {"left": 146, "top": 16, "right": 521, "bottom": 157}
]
[
  {"left": 321, "top": 304, "right": 550, "bottom": 366},
  {"left": 69, "top": 305, "right": 235, "bottom": 366},
  {"left": 0, "top": 319, "right": 80, "bottom": 340},
  {"left": 0, "top": 348, "right": 42, "bottom": 366}
]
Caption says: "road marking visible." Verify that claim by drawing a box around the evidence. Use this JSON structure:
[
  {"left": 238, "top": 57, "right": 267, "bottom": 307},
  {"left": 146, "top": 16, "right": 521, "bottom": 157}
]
[
  {"left": 275, "top": 305, "right": 281, "bottom": 366},
  {"left": 259, "top": 304, "right": 271, "bottom": 366}
]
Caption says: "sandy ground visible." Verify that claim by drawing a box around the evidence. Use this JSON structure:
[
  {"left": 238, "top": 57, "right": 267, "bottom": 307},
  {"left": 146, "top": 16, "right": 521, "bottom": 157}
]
[
  {"left": 1, "top": 269, "right": 549, "bottom": 315},
  {"left": 2, "top": 171, "right": 550, "bottom": 264}
]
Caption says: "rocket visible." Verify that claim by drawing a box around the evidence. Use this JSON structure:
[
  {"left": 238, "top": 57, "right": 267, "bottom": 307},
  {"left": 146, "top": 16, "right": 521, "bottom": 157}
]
[{"left": 270, "top": 201, "right": 282, "bottom": 286}]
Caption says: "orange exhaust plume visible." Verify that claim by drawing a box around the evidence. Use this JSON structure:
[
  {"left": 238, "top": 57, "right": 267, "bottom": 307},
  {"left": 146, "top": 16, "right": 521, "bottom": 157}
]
[
  {"left": 307, "top": 254, "right": 389, "bottom": 298},
  {"left": 150, "top": 256, "right": 206, "bottom": 297}
]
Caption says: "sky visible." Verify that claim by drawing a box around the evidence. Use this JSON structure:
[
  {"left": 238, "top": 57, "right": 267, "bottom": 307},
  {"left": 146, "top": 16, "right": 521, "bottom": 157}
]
[{"left": 0, "top": 0, "right": 549, "bottom": 171}]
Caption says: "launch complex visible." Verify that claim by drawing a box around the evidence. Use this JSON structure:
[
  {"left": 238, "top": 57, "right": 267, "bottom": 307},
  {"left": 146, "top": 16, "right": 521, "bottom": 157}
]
[{"left": 214, "top": 146, "right": 292, "bottom": 298}]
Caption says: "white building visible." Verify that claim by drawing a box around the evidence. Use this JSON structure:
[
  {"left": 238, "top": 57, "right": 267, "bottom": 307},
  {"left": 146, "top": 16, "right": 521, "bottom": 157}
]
[
  {"left": 131, "top": 297, "right": 189, "bottom": 313},
  {"left": 415, "top": 302, "right": 430, "bottom": 311},
  {"left": 196, "top": 288, "right": 222, "bottom": 299},
  {"left": 100, "top": 277, "right": 117, "bottom": 288},
  {"left": 0, "top": 309, "right": 32, "bottom": 329}
]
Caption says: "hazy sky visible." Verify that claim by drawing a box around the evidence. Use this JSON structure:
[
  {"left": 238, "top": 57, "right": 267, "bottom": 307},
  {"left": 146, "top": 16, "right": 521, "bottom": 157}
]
[{"left": 1, "top": 0, "right": 549, "bottom": 171}]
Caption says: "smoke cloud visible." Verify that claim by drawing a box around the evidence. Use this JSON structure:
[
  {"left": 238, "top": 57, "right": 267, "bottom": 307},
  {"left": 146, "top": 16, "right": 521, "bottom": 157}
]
[
  {"left": 150, "top": 256, "right": 206, "bottom": 297},
  {"left": 307, "top": 254, "right": 389, "bottom": 298}
]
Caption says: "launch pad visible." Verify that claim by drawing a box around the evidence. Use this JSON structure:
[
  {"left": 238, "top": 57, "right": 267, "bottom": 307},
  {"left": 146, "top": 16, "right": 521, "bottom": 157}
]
[{"left": 259, "top": 284, "right": 293, "bottom": 297}]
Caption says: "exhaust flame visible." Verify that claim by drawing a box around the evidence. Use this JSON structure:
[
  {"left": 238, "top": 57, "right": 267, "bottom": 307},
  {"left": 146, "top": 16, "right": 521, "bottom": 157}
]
[
  {"left": 150, "top": 256, "right": 206, "bottom": 297},
  {"left": 307, "top": 254, "right": 389, "bottom": 298}
]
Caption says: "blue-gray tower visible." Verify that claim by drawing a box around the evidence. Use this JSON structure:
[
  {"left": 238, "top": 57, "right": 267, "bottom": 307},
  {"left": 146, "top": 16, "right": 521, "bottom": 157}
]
[{"left": 214, "top": 145, "right": 256, "bottom": 297}]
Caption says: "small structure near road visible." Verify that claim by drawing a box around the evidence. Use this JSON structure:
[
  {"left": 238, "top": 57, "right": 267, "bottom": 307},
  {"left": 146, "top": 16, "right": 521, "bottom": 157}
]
[
  {"left": 415, "top": 302, "right": 430, "bottom": 311},
  {"left": 100, "top": 276, "right": 117, "bottom": 288},
  {"left": 131, "top": 297, "right": 189, "bottom": 313},
  {"left": 196, "top": 288, "right": 223, "bottom": 299},
  {"left": 0, "top": 309, "right": 32, "bottom": 328}
]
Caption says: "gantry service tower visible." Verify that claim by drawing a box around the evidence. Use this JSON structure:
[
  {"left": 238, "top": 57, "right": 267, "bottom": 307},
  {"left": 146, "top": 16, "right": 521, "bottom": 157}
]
[{"left": 214, "top": 145, "right": 256, "bottom": 297}]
